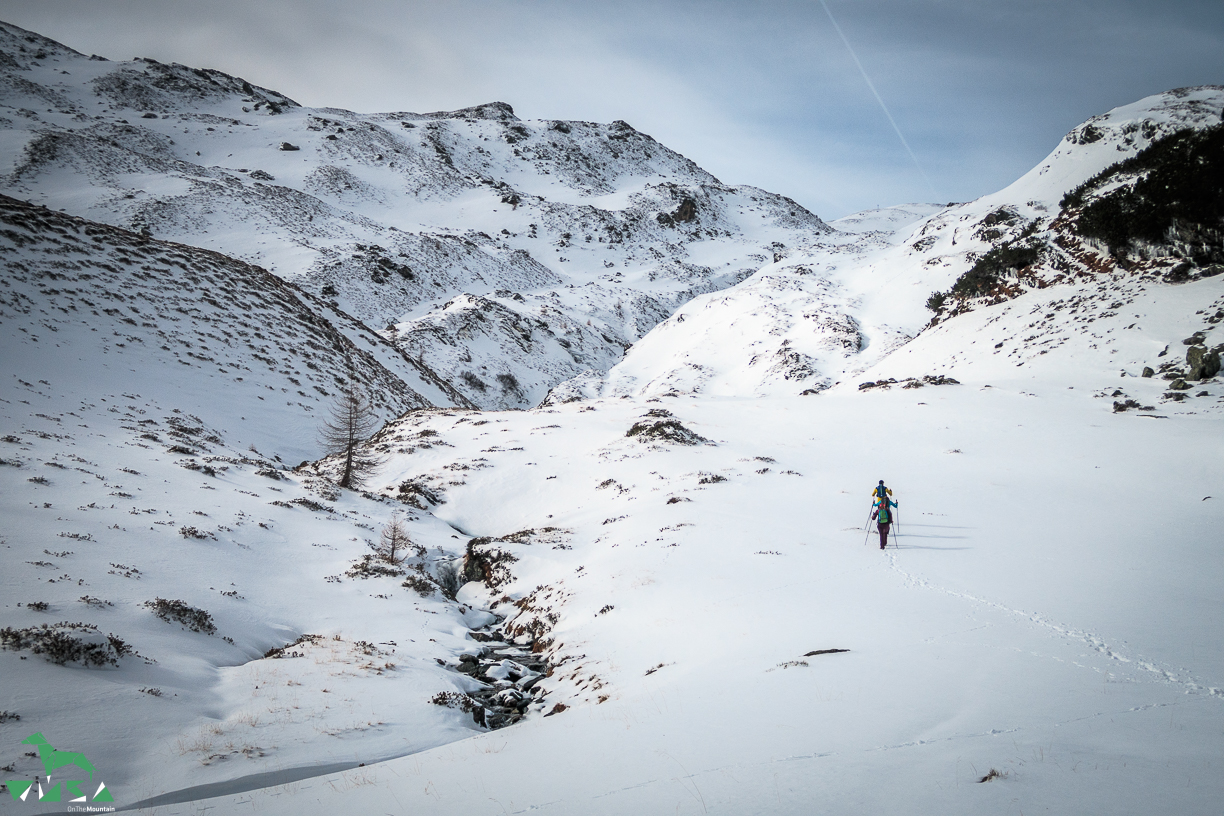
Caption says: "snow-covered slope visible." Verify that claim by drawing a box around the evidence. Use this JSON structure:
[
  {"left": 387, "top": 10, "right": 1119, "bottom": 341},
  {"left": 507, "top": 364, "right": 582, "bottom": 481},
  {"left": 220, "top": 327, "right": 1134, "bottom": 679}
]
[
  {"left": 0, "top": 20, "right": 831, "bottom": 409},
  {"left": 0, "top": 371, "right": 494, "bottom": 805},
  {"left": 179, "top": 348, "right": 1223, "bottom": 816},
  {"left": 563, "top": 88, "right": 1223, "bottom": 400},
  {"left": 0, "top": 194, "right": 466, "bottom": 462}
]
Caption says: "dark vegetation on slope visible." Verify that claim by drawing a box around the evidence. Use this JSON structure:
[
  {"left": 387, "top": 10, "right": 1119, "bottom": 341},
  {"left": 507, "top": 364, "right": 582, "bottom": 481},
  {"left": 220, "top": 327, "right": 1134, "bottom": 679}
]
[
  {"left": 1062, "top": 124, "right": 1224, "bottom": 262},
  {"left": 0, "top": 622, "right": 132, "bottom": 666},
  {"left": 949, "top": 243, "right": 1042, "bottom": 299},
  {"left": 926, "top": 241, "right": 1042, "bottom": 312},
  {"left": 143, "top": 598, "right": 217, "bottom": 634},
  {"left": 928, "top": 123, "right": 1223, "bottom": 316}
]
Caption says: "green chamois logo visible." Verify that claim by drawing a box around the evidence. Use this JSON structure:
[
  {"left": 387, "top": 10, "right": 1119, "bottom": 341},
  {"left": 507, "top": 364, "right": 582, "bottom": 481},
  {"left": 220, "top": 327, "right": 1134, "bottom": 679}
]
[{"left": 4, "top": 732, "right": 113, "bottom": 804}]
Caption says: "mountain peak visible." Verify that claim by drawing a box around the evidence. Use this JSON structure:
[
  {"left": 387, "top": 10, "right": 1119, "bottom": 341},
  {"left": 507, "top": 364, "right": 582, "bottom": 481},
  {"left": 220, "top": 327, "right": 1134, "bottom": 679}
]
[{"left": 420, "top": 101, "right": 519, "bottom": 121}]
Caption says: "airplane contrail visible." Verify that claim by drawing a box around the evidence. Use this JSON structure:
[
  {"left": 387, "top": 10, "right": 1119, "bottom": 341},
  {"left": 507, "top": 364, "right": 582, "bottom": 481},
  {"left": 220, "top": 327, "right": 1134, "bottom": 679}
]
[{"left": 817, "top": 0, "right": 939, "bottom": 200}]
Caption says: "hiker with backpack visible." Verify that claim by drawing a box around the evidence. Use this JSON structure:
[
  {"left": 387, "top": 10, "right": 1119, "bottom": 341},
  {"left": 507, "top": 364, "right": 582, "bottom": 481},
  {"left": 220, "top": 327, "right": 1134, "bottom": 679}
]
[{"left": 871, "top": 480, "right": 898, "bottom": 550}]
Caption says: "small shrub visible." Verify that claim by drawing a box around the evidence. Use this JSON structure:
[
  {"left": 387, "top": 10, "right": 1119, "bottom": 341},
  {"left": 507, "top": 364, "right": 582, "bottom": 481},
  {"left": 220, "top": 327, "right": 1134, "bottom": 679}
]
[
  {"left": 0, "top": 622, "right": 130, "bottom": 666},
  {"left": 178, "top": 460, "right": 216, "bottom": 476},
  {"left": 460, "top": 372, "right": 488, "bottom": 393},
  {"left": 978, "top": 768, "right": 1007, "bottom": 783},
  {"left": 397, "top": 480, "right": 441, "bottom": 509},
  {"left": 346, "top": 554, "right": 405, "bottom": 579},
  {"left": 25, "top": 602, "right": 49, "bottom": 612},
  {"left": 401, "top": 574, "right": 436, "bottom": 597},
  {"left": 179, "top": 526, "right": 209, "bottom": 540},
  {"left": 143, "top": 598, "right": 216, "bottom": 634},
  {"left": 264, "top": 633, "right": 322, "bottom": 659},
  {"left": 697, "top": 472, "right": 727, "bottom": 484},
  {"left": 430, "top": 691, "right": 483, "bottom": 715},
  {"left": 291, "top": 497, "right": 333, "bottom": 512},
  {"left": 0, "top": 711, "right": 20, "bottom": 723},
  {"left": 436, "top": 561, "right": 460, "bottom": 599}
]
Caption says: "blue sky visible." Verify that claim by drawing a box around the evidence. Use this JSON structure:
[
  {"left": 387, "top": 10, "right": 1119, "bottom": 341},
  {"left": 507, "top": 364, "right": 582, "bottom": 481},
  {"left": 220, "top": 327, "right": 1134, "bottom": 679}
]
[{"left": 2, "top": 0, "right": 1221, "bottom": 218}]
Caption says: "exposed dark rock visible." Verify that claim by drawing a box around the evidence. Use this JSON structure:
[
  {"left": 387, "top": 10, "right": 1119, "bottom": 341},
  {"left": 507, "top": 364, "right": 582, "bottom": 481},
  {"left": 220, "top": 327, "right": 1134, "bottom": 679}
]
[
  {"left": 860, "top": 375, "right": 960, "bottom": 391},
  {"left": 436, "top": 626, "right": 552, "bottom": 731},
  {"left": 1164, "top": 262, "right": 1195, "bottom": 283},
  {"left": 673, "top": 198, "right": 697, "bottom": 223},
  {"left": 625, "top": 418, "right": 708, "bottom": 445},
  {"left": 1186, "top": 344, "right": 1222, "bottom": 379},
  {"left": 462, "top": 540, "right": 519, "bottom": 590}
]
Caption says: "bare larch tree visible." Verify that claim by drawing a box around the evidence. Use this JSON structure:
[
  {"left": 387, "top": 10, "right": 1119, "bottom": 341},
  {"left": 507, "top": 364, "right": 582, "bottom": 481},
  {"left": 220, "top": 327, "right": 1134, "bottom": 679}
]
[
  {"left": 375, "top": 511, "right": 420, "bottom": 565},
  {"left": 318, "top": 385, "right": 383, "bottom": 489}
]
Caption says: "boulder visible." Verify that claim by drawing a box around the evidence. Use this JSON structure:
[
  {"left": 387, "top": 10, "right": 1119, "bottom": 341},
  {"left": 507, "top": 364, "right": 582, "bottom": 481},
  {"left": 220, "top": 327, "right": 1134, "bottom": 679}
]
[
  {"left": 1164, "top": 262, "right": 1194, "bottom": 283},
  {"left": 1186, "top": 345, "right": 1221, "bottom": 380},
  {"left": 1182, "top": 331, "right": 1207, "bottom": 346}
]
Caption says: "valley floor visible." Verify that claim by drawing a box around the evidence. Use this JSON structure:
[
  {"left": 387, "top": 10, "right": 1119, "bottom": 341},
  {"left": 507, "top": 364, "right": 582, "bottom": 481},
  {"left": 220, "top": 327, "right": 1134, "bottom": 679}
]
[{"left": 132, "top": 381, "right": 1223, "bottom": 815}]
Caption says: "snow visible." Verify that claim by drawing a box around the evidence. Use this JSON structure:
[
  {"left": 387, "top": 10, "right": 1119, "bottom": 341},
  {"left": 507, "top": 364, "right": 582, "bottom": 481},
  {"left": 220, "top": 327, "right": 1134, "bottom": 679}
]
[
  {"left": 0, "top": 19, "right": 1222, "bottom": 816},
  {"left": 125, "top": 384, "right": 1223, "bottom": 815},
  {"left": 0, "top": 20, "right": 834, "bottom": 409}
]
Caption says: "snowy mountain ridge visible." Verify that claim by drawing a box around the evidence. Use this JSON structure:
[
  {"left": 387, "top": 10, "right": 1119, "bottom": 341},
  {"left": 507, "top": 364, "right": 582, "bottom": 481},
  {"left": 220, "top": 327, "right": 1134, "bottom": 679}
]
[
  {"left": 0, "top": 19, "right": 830, "bottom": 410},
  {"left": 559, "top": 86, "right": 1224, "bottom": 401}
]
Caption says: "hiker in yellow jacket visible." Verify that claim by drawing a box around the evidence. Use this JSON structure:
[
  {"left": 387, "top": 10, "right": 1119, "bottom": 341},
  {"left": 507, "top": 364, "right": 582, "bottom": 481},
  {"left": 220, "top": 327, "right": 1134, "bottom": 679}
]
[{"left": 871, "top": 480, "right": 897, "bottom": 550}]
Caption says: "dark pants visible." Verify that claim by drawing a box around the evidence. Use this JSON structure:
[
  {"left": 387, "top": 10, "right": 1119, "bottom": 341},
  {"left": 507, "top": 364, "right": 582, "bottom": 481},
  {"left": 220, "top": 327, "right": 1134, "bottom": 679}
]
[{"left": 878, "top": 522, "right": 891, "bottom": 549}]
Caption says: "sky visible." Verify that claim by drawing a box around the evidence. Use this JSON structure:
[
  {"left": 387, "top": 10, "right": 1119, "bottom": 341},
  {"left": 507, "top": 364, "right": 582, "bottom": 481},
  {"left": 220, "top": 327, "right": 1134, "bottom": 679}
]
[{"left": 0, "top": 0, "right": 1221, "bottom": 219}]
